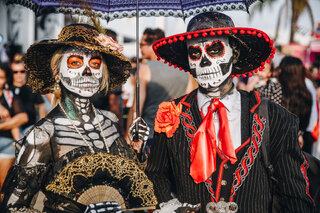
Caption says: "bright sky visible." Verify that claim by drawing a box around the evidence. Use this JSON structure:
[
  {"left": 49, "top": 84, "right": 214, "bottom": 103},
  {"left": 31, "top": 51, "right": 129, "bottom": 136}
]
[{"left": 103, "top": 0, "right": 320, "bottom": 57}]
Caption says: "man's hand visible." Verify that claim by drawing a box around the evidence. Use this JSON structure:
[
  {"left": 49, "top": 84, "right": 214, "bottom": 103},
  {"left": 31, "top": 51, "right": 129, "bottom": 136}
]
[
  {"left": 175, "top": 203, "right": 201, "bottom": 213},
  {"left": 129, "top": 117, "right": 149, "bottom": 153},
  {"left": 154, "top": 199, "right": 200, "bottom": 213},
  {"left": 84, "top": 201, "right": 122, "bottom": 213}
]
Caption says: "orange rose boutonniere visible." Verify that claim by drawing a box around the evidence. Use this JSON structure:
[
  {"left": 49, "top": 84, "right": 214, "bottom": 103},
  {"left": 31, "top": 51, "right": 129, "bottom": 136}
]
[{"left": 154, "top": 101, "right": 182, "bottom": 138}]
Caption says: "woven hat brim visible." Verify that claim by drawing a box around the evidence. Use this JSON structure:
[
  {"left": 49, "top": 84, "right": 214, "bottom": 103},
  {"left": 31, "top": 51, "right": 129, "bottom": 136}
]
[
  {"left": 25, "top": 40, "right": 131, "bottom": 94},
  {"left": 153, "top": 27, "right": 275, "bottom": 78}
]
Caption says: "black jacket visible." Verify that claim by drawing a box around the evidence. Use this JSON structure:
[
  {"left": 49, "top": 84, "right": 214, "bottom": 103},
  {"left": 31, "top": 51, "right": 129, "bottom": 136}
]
[{"left": 146, "top": 89, "right": 315, "bottom": 213}]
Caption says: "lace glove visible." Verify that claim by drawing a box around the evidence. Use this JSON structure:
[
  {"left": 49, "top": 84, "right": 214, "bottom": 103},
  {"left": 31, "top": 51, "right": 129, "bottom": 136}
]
[
  {"left": 129, "top": 117, "right": 149, "bottom": 153},
  {"left": 154, "top": 198, "right": 200, "bottom": 213},
  {"left": 84, "top": 201, "right": 122, "bottom": 213}
]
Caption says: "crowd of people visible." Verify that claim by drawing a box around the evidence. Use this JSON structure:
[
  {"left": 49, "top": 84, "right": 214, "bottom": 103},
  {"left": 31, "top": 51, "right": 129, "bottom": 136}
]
[
  {"left": 237, "top": 55, "right": 320, "bottom": 155},
  {"left": 0, "top": 52, "right": 47, "bottom": 202},
  {"left": 0, "top": 10, "right": 319, "bottom": 213}
]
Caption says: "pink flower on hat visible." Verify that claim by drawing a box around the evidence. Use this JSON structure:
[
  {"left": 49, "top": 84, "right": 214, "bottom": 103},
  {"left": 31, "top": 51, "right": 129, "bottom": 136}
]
[{"left": 96, "top": 33, "right": 124, "bottom": 53}]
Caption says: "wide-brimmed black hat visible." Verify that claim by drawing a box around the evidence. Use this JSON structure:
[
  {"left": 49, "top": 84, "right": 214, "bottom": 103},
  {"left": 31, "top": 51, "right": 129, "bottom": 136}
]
[
  {"left": 153, "top": 12, "right": 275, "bottom": 77},
  {"left": 25, "top": 24, "right": 131, "bottom": 94}
]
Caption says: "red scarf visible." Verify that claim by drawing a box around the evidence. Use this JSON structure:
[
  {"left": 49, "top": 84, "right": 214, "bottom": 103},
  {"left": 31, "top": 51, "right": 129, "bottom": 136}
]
[{"left": 190, "top": 98, "right": 237, "bottom": 183}]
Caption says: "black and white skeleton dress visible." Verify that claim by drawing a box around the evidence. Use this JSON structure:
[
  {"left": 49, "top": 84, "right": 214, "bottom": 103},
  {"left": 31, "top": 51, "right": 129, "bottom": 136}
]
[{"left": 1, "top": 101, "right": 146, "bottom": 212}]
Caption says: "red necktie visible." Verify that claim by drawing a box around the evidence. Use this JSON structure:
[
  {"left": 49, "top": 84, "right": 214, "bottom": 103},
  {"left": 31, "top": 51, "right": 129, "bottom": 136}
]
[{"left": 190, "top": 98, "right": 237, "bottom": 183}]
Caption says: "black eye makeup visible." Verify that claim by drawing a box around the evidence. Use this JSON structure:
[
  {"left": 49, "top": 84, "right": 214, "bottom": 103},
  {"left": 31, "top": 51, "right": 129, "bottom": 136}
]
[
  {"left": 205, "top": 41, "right": 225, "bottom": 58},
  {"left": 188, "top": 46, "right": 202, "bottom": 61}
]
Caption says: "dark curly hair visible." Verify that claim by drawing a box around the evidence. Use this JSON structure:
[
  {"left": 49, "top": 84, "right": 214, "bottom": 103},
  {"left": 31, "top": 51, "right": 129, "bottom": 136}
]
[{"left": 278, "top": 56, "right": 312, "bottom": 131}]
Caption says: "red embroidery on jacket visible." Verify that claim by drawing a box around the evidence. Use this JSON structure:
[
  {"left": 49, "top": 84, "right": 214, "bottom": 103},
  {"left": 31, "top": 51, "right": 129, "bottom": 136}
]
[
  {"left": 205, "top": 178, "right": 216, "bottom": 202},
  {"left": 181, "top": 112, "right": 196, "bottom": 139},
  {"left": 250, "top": 91, "right": 261, "bottom": 113},
  {"left": 301, "top": 154, "right": 315, "bottom": 204},
  {"left": 230, "top": 114, "right": 265, "bottom": 200}
]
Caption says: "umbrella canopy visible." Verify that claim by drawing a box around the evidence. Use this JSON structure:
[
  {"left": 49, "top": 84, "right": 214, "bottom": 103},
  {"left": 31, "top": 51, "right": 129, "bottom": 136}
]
[
  {"left": 6, "top": 0, "right": 260, "bottom": 21},
  {"left": 5, "top": 0, "right": 262, "bottom": 135}
]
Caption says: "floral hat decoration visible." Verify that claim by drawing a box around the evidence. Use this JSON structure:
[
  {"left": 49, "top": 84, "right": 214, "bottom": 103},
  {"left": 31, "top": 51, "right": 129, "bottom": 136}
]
[
  {"left": 152, "top": 12, "right": 275, "bottom": 78},
  {"left": 24, "top": 23, "right": 131, "bottom": 94}
]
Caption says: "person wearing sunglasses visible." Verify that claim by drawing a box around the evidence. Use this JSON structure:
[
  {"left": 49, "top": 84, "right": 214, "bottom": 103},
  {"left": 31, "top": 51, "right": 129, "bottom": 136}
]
[
  {"left": 10, "top": 53, "right": 47, "bottom": 135},
  {"left": 0, "top": 63, "right": 28, "bottom": 202}
]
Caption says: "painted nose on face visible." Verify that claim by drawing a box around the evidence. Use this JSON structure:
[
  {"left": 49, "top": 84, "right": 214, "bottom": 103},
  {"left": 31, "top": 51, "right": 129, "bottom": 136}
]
[
  {"left": 82, "top": 66, "right": 92, "bottom": 76},
  {"left": 200, "top": 55, "right": 212, "bottom": 67}
]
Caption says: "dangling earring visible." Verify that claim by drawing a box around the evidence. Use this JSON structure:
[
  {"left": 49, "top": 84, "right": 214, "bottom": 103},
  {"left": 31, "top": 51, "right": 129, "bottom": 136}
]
[
  {"left": 55, "top": 76, "right": 61, "bottom": 92},
  {"left": 53, "top": 76, "right": 61, "bottom": 106}
]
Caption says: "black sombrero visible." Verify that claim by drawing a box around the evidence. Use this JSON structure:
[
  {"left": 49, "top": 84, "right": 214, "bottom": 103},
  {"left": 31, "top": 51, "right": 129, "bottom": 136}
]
[
  {"left": 25, "top": 24, "right": 131, "bottom": 94},
  {"left": 153, "top": 12, "right": 275, "bottom": 78}
]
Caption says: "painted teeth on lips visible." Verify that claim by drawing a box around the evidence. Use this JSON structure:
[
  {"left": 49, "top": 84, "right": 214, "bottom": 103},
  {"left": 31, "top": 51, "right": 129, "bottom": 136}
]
[{"left": 199, "top": 73, "right": 222, "bottom": 80}]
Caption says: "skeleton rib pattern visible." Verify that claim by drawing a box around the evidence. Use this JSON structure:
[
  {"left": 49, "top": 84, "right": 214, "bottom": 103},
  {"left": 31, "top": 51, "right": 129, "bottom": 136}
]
[{"left": 54, "top": 112, "right": 120, "bottom": 150}]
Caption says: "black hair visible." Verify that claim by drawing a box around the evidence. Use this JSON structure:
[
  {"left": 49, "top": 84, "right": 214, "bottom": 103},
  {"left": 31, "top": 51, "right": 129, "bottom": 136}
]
[
  {"left": 143, "top": 28, "right": 165, "bottom": 45},
  {"left": 0, "top": 62, "right": 13, "bottom": 87},
  {"left": 278, "top": 56, "right": 312, "bottom": 131},
  {"left": 105, "top": 29, "right": 118, "bottom": 42}
]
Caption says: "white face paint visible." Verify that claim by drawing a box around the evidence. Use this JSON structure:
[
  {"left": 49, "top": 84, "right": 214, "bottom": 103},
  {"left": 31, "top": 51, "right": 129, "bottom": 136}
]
[
  {"left": 59, "top": 47, "right": 103, "bottom": 97},
  {"left": 186, "top": 36, "right": 233, "bottom": 89}
]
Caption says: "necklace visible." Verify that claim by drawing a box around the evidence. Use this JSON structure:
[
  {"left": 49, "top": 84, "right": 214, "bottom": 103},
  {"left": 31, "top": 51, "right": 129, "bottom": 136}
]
[{"left": 58, "top": 102, "right": 110, "bottom": 154}]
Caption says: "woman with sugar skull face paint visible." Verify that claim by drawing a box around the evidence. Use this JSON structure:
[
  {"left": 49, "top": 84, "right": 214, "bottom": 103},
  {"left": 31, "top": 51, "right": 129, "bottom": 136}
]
[
  {"left": 1, "top": 24, "right": 156, "bottom": 212},
  {"left": 146, "top": 12, "right": 315, "bottom": 213}
]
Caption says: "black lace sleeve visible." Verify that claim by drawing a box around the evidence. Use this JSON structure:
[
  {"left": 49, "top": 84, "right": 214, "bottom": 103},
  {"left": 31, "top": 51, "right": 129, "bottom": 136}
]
[
  {"left": 1, "top": 119, "right": 54, "bottom": 211},
  {"left": 113, "top": 136, "right": 147, "bottom": 170},
  {"left": 1, "top": 164, "right": 49, "bottom": 211}
]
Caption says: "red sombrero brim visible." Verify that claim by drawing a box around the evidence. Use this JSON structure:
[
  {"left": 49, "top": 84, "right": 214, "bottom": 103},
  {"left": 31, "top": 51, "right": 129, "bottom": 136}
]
[{"left": 153, "top": 27, "right": 275, "bottom": 78}]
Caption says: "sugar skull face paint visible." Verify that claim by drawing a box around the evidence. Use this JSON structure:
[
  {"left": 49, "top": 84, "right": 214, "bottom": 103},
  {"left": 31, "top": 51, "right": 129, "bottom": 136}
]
[
  {"left": 59, "top": 47, "right": 103, "bottom": 97},
  {"left": 187, "top": 36, "right": 233, "bottom": 89}
]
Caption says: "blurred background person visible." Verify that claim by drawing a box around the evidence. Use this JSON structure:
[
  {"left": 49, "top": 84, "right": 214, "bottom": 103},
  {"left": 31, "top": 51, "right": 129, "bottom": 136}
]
[
  {"left": 278, "top": 56, "right": 313, "bottom": 153},
  {"left": 309, "top": 62, "right": 320, "bottom": 101},
  {"left": 6, "top": 5, "right": 23, "bottom": 46},
  {"left": 122, "top": 57, "right": 139, "bottom": 129},
  {"left": 305, "top": 62, "right": 320, "bottom": 155},
  {"left": 310, "top": 62, "right": 320, "bottom": 87},
  {"left": 10, "top": 53, "right": 46, "bottom": 135},
  {"left": 241, "top": 61, "right": 282, "bottom": 105},
  {"left": 37, "top": 13, "right": 60, "bottom": 40},
  {"left": 126, "top": 28, "right": 192, "bottom": 152},
  {"left": 0, "top": 63, "right": 28, "bottom": 202}
]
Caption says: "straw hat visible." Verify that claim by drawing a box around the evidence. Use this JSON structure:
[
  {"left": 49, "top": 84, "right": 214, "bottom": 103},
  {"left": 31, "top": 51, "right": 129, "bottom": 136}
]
[{"left": 24, "top": 24, "right": 131, "bottom": 94}]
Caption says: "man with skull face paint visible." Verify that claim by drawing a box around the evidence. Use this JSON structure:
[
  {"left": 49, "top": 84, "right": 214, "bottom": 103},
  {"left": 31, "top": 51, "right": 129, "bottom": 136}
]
[
  {"left": 146, "top": 12, "right": 315, "bottom": 213},
  {"left": 1, "top": 24, "right": 155, "bottom": 212}
]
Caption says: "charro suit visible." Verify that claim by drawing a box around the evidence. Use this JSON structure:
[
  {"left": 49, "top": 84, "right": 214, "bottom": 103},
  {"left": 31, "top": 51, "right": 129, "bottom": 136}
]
[{"left": 146, "top": 89, "right": 315, "bottom": 213}]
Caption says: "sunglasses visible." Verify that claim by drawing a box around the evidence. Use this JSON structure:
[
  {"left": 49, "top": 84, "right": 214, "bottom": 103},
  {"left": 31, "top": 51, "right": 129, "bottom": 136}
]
[{"left": 13, "top": 70, "right": 27, "bottom": 74}]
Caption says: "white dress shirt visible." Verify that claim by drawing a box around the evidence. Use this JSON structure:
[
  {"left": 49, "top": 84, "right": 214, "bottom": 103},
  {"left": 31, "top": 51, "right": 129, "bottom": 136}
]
[{"left": 197, "top": 86, "right": 242, "bottom": 149}]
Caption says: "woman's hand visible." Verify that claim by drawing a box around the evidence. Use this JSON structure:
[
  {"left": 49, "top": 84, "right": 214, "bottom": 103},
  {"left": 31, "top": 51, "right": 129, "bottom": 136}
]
[
  {"left": 129, "top": 117, "right": 149, "bottom": 153},
  {"left": 84, "top": 201, "right": 122, "bottom": 213}
]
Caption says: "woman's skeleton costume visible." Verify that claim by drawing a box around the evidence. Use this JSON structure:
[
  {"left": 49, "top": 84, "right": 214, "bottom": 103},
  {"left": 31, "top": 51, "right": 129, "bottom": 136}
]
[{"left": 1, "top": 24, "right": 153, "bottom": 212}]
